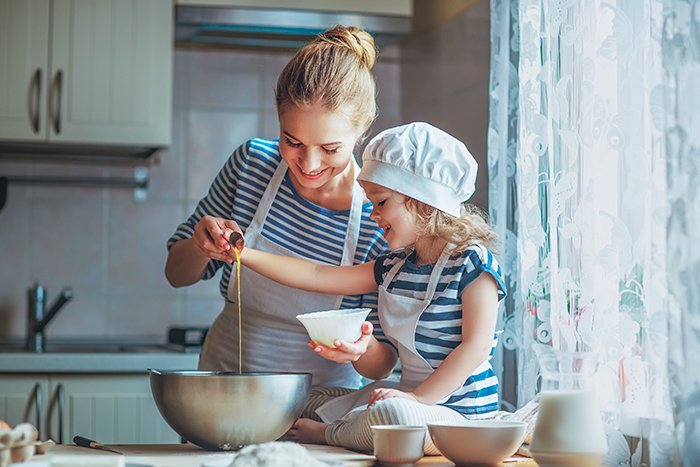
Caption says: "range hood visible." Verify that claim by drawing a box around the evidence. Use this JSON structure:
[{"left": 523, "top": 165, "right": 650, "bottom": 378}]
[{"left": 175, "top": 1, "right": 413, "bottom": 49}]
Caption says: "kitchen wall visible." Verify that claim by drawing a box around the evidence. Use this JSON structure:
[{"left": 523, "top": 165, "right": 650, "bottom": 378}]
[
  {"left": 0, "top": 44, "right": 401, "bottom": 340},
  {"left": 0, "top": 1, "right": 490, "bottom": 340},
  {"left": 400, "top": 0, "right": 490, "bottom": 209}
]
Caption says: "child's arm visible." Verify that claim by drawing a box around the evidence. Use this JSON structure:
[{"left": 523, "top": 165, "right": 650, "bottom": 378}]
[
  {"left": 370, "top": 272, "right": 499, "bottom": 406},
  {"left": 239, "top": 247, "right": 379, "bottom": 296}
]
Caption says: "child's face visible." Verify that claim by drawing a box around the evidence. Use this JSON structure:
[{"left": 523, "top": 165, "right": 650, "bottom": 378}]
[
  {"left": 361, "top": 181, "right": 419, "bottom": 249},
  {"left": 278, "top": 101, "right": 361, "bottom": 191}
]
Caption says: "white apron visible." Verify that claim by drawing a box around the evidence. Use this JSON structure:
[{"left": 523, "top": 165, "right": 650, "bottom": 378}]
[
  {"left": 199, "top": 160, "right": 365, "bottom": 388},
  {"left": 316, "top": 245, "right": 454, "bottom": 422}
]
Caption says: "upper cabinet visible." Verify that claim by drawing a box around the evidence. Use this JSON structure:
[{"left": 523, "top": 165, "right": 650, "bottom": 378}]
[{"left": 0, "top": 0, "right": 172, "bottom": 148}]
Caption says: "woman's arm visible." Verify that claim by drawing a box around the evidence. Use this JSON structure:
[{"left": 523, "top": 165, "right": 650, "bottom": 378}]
[
  {"left": 165, "top": 238, "right": 210, "bottom": 287},
  {"left": 240, "top": 248, "right": 379, "bottom": 296},
  {"left": 165, "top": 216, "right": 241, "bottom": 287},
  {"left": 410, "top": 272, "right": 500, "bottom": 404}
]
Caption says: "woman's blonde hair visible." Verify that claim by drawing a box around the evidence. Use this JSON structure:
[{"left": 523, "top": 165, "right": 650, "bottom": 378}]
[
  {"left": 404, "top": 198, "right": 498, "bottom": 253},
  {"left": 275, "top": 25, "right": 377, "bottom": 136}
]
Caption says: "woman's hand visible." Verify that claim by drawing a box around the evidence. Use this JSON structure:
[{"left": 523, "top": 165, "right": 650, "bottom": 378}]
[
  {"left": 191, "top": 215, "right": 242, "bottom": 263},
  {"left": 308, "top": 321, "right": 373, "bottom": 364},
  {"left": 368, "top": 388, "right": 419, "bottom": 407}
]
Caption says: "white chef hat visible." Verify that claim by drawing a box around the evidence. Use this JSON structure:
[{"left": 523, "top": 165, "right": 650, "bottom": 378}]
[{"left": 357, "top": 122, "right": 478, "bottom": 217}]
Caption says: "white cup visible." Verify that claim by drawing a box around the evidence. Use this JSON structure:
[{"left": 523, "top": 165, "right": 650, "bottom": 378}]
[{"left": 371, "top": 425, "right": 426, "bottom": 466}]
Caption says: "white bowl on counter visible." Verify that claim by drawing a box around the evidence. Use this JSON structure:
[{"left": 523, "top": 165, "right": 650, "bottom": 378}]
[{"left": 427, "top": 420, "right": 526, "bottom": 465}]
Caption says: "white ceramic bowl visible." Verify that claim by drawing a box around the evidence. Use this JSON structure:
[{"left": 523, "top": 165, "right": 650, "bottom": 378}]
[
  {"left": 296, "top": 308, "right": 371, "bottom": 348},
  {"left": 371, "top": 425, "right": 426, "bottom": 466},
  {"left": 428, "top": 420, "right": 526, "bottom": 465}
]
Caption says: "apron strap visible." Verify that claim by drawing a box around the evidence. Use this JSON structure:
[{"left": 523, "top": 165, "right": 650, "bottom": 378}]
[
  {"left": 244, "top": 160, "right": 288, "bottom": 240},
  {"left": 340, "top": 163, "right": 364, "bottom": 266}
]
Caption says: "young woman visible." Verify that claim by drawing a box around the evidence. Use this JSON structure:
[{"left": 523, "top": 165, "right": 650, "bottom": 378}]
[
  {"left": 164, "top": 26, "right": 389, "bottom": 415},
  {"left": 235, "top": 122, "right": 507, "bottom": 454}
]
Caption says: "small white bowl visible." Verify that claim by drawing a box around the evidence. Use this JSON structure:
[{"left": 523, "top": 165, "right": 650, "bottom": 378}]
[
  {"left": 371, "top": 425, "right": 426, "bottom": 466},
  {"left": 428, "top": 420, "right": 526, "bottom": 465},
  {"left": 296, "top": 308, "right": 371, "bottom": 348}
]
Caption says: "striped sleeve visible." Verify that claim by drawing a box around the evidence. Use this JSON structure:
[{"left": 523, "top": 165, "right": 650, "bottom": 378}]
[
  {"left": 459, "top": 245, "right": 507, "bottom": 300},
  {"left": 166, "top": 141, "right": 251, "bottom": 280}
]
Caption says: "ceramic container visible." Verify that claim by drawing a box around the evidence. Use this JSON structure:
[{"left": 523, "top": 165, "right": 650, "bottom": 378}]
[
  {"left": 427, "top": 420, "right": 526, "bottom": 465},
  {"left": 371, "top": 425, "right": 426, "bottom": 467},
  {"left": 296, "top": 308, "right": 371, "bottom": 347}
]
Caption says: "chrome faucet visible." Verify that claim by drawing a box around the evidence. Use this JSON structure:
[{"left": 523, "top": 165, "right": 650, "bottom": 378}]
[{"left": 26, "top": 283, "right": 74, "bottom": 352}]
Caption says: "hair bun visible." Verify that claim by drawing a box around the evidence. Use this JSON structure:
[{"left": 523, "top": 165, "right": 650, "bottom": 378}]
[{"left": 318, "top": 25, "right": 377, "bottom": 70}]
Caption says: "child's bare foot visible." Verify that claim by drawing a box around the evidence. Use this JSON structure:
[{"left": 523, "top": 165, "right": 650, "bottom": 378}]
[{"left": 283, "top": 418, "right": 328, "bottom": 444}]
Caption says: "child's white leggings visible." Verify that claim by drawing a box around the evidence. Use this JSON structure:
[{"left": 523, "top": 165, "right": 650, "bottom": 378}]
[
  {"left": 301, "top": 386, "right": 356, "bottom": 420},
  {"left": 325, "top": 397, "right": 468, "bottom": 454}
]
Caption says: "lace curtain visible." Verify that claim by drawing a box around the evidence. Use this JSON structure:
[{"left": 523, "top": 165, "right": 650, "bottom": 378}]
[{"left": 488, "top": 0, "right": 700, "bottom": 465}]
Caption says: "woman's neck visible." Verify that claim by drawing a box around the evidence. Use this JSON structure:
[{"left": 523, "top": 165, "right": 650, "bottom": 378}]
[
  {"left": 413, "top": 236, "right": 448, "bottom": 266},
  {"left": 292, "top": 162, "right": 355, "bottom": 211}
]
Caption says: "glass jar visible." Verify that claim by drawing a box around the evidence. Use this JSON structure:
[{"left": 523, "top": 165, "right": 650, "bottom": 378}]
[{"left": 529, "top": 343, "right": 608, "bottom": 467}]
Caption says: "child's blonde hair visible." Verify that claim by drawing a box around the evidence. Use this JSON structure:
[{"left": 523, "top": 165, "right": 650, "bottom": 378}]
[
  {"left": 275, "top": 25, "right": 377, "bottom": 137},
  {"left": 404, "top": 198, "right": 497, "bottom": 253}
]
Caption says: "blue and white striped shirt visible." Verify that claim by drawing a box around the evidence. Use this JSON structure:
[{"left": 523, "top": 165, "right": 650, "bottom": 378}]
[
  {"left": 374, "top": 244, "right": 507, "bottom": 416},
  {"left": 167, "top": 138, "right": 389, "bottom": 340}
]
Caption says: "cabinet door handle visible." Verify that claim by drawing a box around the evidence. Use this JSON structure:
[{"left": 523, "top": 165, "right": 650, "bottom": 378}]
[
  {"left": 22, "top": 382, "right": 42, "bottom": 437},
  {"left": 50, "top": 69, "right": 63, "bottom": 135},
  {"left": 46, "top": 383, "right": 65, "bottom": 444},
  {"left": 29, "top": 68, "right": 42, "bottom": 133}
]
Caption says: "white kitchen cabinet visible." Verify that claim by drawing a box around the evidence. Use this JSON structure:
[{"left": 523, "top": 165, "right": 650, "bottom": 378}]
[
  {"left": 0, "top": 375, "right": 47, "bottom": 433},
  {"left": 0, "top": 374, "right": 180, "bottom": 444},
  {"left": 0, "top": 0, "right": 172, "bottom": 147}
]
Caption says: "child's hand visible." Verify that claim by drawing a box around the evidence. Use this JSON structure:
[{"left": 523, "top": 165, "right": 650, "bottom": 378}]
[
  {"left": 368, "top": 388, "right": 418, "bottom": 407},
  {"left": 308, "top": 321, "right": 373, "bottom": 364}
]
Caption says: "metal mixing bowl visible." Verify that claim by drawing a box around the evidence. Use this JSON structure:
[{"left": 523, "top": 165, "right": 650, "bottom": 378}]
[{"left": 149, "top": 370, "right": 311, "bottom": 450}]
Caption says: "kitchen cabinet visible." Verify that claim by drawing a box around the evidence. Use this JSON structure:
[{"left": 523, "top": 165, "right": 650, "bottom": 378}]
[
  {"left": 0, "top": 374, "right": 179, "bottom": 444},
  {"left": 0, "top": 0, "right": 172, "bottom": 147}
]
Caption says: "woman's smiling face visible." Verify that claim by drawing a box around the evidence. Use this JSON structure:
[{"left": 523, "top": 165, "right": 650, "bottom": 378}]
[
  {"left": 361, "top": 181, "right": 419, "bottom": 249},
  {"left": 278, "top": 101, "right": 361, "bottom": 191}
]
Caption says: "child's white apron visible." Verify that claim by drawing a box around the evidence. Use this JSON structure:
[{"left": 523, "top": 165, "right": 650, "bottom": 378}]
[
  {"left": 316, "top": 245, "right": 454, "bottom": 422},
  {"left": 198, "top": 160, "right": 365, "bottom": 388}
]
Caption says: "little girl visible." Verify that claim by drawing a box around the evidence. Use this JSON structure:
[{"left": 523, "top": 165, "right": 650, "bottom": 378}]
[{"left": 234, "top": 122, "right": 506, "bottom": 454}]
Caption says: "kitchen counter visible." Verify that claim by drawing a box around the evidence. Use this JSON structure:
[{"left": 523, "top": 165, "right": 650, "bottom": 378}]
[
  {"left": 26, "top": 443, "right": 538, "bottom": 466},
  {"left": 0, "top": 351, "right": 199, "bottom": 373},
  {"left": 0, "top": 339, "right": 200, "bottom": 373}
]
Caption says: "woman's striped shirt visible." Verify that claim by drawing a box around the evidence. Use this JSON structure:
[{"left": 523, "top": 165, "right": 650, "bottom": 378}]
[
  {"left": 373, "top": 244, "right": 507, "bottom": 416},
  {"left": 168, "top": 138, "right": 389, "bottom": 340}
]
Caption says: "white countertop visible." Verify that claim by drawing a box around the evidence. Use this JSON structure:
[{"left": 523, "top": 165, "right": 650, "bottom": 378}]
[
  {"left": 0, "top": 351, "right": 199, "bottom": 373},
  {"left": 0, "top": 339, "right": 200, "bottom": 373}
]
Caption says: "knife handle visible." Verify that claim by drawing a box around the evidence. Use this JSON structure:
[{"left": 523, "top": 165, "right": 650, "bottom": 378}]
[{"left": 73, "top": 435, "right": 99, "bottom": 449}]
